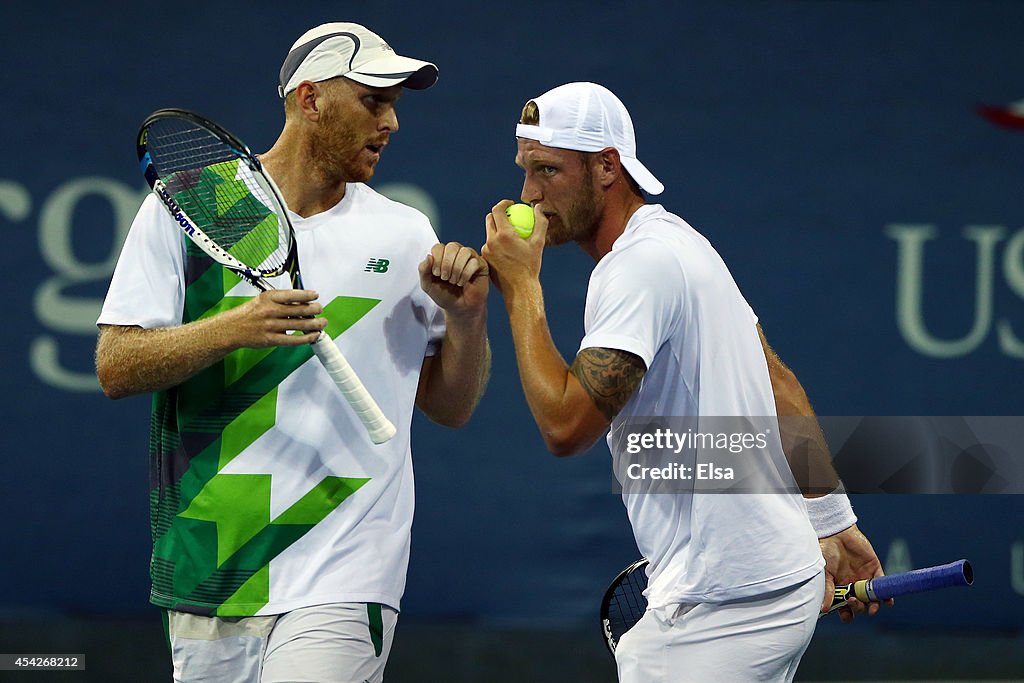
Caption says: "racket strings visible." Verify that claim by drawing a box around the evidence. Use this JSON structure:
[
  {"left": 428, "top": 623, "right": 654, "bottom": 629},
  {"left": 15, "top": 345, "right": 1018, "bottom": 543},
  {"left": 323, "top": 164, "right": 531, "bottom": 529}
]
[
  {"left": 608, "top": 569, "right": 648, "bottom": 641},
  {"left": 145, "top": 120, "right": 291, "bottom": 274},
  {"left": 147, "top": 125, "right": 236, "bottom": 174}
]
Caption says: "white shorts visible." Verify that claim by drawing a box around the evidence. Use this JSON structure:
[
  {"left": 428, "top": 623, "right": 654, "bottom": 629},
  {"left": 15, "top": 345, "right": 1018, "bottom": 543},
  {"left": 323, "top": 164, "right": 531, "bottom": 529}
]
[
  {"left": 168, "top": 602, "right": 398, "bottom": 683},
  {"left": 616, "top": 571, "right": 824, "bottom": 683}
]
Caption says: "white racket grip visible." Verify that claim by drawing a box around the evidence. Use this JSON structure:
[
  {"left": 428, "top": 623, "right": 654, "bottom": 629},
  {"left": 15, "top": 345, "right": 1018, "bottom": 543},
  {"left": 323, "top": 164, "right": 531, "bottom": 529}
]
[{"left": 311, "top": 332, "right": 396, "bottom": 444}]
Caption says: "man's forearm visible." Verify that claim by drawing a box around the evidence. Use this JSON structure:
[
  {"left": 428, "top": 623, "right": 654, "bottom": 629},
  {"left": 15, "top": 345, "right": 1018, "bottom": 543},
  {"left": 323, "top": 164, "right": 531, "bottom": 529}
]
[
  {"left": 418, "top": 311, "right": 491, "bottom": 427},
  {"left": 771, "top": 364, "right": 841, "bottom": 496},
  {"left": 96, "top": 289, "right": 328, "bottom": 400},
  {"left": 506, "top": 282, "right": 567, "bottom": 421},
  {"left": 758, "top": 325, "right": 840, "bottom": 496},
  {"left": 96, "top": 320, "right": 236, "bottom": 399},
  {"left": 503, "top": 282, "right": 604, "bottom": 455}
]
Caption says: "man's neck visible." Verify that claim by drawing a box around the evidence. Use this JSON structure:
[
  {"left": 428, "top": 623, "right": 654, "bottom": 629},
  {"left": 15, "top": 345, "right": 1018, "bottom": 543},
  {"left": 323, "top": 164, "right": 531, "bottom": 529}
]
[
  {"left": 259, "top": 131, "right": 347, "bottom": 218},
  {"left": 579, "top": 192, "right": 647, "bottom": 262}
]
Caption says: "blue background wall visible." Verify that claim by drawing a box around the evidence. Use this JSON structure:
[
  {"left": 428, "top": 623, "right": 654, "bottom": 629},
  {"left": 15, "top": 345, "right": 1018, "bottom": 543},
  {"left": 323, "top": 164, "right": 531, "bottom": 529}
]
[{"left": 1, "top": 0, "right": 1022, "bottom": 679}]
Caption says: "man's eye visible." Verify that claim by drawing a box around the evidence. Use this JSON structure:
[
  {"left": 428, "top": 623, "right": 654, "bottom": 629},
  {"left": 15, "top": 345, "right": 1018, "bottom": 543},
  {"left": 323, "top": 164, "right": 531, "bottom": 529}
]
[{"left": 541, "top": 166, "right": 557, "bottom": 175}]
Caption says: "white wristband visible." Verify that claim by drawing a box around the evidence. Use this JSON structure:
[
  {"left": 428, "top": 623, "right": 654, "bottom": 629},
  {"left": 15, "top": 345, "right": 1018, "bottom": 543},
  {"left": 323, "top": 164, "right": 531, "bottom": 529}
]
[{"left": 804, "top": 490, "right": 857, "bottom": 538}]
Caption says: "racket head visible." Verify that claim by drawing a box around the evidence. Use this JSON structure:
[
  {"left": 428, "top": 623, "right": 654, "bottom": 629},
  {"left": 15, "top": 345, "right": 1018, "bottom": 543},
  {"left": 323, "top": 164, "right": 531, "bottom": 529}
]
[
  {"left": 137, "top": 109, "right": 297, "bottom": 285},
  {"left": 600, "top": 557, "right": 649, "bottom": 656}
]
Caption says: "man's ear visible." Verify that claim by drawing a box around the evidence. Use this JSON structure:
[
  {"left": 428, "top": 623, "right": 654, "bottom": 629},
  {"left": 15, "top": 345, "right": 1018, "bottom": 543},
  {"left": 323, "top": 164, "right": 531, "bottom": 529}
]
[
  {"left": 596, "top": 148, "right": 623, "bottom": 189},
  {"left": 294, "top": 81, "right": 321, "bottom": 120}
]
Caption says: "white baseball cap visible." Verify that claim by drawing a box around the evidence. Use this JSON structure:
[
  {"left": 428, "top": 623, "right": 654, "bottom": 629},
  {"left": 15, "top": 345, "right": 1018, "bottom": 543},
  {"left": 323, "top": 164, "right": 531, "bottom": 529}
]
[
  {"left": 278, "top": 22, "right": 438, "bottom": 98},
  {"left": 515, "top": 82, "right": 664, "bottom": 195}
]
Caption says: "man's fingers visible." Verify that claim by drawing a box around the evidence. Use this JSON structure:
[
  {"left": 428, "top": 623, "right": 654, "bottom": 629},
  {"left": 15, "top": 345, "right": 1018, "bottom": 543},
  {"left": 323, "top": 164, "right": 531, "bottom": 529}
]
[
  {"left": 428, "top": 243, "right": 486, "bottom": 286},
  {"left": 257, "top": 289, "right": 324, "bottom": 318},
  {"left": 275, "top": 330, "right": 323, "bottom": 346},
  {"left": 491, "top": 199, "right": 515, "bottom": 217},
  {"left": 531, "top": 204, "right": 549, "bottom": 240},
  {"left": 430, "top": 242, "right": 451, "bottom": 279},
  {"left": 821, "top": 575, "right": 836, "bottom": 613},
  {"left": 284, "top": 303, "right": 324, "bottom": 318},
  {"left": 489, "top": 201, "right": 517, "bottom": 237},
  {"left": 263, "top": 288, "right": 320, "bottom": 304},
  {"left": 267, "top": 316, "right": 326, "bottom": 334},
  {"left": 456, "top": 256, "right": 487, "bottom": 287},
  {"left": 419, "top": 254, "right": 433, "bottom": 273},
  {"left": 449, "top": 245, "right": 477, "bottom": 283}
]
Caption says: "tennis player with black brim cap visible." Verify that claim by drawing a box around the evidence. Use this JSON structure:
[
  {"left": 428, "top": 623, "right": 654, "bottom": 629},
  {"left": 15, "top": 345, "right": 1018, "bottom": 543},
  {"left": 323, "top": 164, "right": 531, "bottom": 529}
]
[{"left": 98, "top": 22, "right": 490, "bottom": 682}]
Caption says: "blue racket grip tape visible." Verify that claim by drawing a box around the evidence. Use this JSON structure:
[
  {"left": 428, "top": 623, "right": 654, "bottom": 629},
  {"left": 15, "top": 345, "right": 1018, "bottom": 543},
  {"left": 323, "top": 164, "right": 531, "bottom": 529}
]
[{"left": 862, "top": 559, "right": 973, "bottom": 601}]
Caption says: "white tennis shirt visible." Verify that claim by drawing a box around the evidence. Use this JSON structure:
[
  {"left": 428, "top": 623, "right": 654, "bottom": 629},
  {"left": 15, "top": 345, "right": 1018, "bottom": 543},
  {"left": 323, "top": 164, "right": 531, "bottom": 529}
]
[
  {"left": 580, "top": 204, "right": 823, "bottom": 609},
  {"left": 99, "top": 182, "right": 445, "bottom": 616}
]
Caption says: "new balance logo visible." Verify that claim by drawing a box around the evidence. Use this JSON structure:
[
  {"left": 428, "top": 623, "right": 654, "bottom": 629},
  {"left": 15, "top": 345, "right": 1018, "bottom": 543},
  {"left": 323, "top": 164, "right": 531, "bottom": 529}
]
[{"left": 365, "top": 258, "right": 390, "bottom": 273}]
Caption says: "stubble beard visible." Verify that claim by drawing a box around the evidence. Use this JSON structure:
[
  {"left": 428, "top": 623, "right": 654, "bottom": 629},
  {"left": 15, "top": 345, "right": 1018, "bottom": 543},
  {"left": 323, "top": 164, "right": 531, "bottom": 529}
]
[
  {"left": 546, "top": 169, "right": 602, "bottom": 246},
  {"left": 308, "top": 108, "right": 377, "bottom": 184}
]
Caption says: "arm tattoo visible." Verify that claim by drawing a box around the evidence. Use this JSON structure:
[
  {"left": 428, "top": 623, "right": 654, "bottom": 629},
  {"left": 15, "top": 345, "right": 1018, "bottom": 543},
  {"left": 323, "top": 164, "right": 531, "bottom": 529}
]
[{"left": 570, "top": 348, "right": 647, "bottom": 420}]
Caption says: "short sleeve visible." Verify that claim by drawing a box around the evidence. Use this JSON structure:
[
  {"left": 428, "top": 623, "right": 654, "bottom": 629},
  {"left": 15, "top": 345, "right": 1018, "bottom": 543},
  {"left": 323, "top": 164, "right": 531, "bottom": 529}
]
[
  {"left": 97, "top": 194, "right": 186, "bottom": 329},
  {"left": 416, "top": 215, "right": 447, "bottom": 357},
  {"left": 424, "top": 306, "right": 446, "bottom": 357},
  {"left": 578, "top": 238, "right": 683, "bottom": 368}
]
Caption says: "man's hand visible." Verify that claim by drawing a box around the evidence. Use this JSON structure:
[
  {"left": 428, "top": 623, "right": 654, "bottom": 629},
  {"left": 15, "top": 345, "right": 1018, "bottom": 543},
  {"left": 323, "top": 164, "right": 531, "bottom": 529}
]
[
  {"left": 819, "top": 524, "right": 893, "bottom": 622},
  {"left": 481, "top": 200, "right": 547, "bottom": 296},
  {"left": 224, "top": 289, "right": 327, "bottom": 349},
  {"left": 419, "top": 242, "right": 489, "bottom": 318}
]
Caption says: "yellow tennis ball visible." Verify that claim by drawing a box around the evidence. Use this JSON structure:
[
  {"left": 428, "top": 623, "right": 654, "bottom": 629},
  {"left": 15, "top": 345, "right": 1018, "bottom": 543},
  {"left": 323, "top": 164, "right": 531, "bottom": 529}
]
[{"left": 505, "top": 203, "right": 535, "bottom": 239}]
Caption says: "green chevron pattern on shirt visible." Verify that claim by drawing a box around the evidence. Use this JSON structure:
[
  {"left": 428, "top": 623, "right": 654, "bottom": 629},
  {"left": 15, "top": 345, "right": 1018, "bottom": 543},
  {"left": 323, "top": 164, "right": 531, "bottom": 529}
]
[
  {"left": 168, "top": 158, "right": 281, "bottom": 261},
  {"left": 148, "top": 259, "right": 381, "bottom": 615}
]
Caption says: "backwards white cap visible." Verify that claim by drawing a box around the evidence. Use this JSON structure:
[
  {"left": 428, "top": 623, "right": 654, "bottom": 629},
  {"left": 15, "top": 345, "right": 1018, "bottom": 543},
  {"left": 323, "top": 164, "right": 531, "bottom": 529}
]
[
  {"left": 515, "top": 82, "right": 663, "bottom": 195},
  {"left": 278, "top": 22, "right": 438, "bottom": 98}
]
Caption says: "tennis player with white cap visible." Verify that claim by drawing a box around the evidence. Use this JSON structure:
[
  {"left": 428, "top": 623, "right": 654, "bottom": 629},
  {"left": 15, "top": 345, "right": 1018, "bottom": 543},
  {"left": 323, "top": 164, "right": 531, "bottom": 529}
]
[
  {"left": 482, "top": 82, "right": 887, "bottom": 681},
  {"left": 97, "top": 21, "right": 490, "bottom": 683},
  {"left": 277, "top": 22, "right": 439, "bottom": 97}
]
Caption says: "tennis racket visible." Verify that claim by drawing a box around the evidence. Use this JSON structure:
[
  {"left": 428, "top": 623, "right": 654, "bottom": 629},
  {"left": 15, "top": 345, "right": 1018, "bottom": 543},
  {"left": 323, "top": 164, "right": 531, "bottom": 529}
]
[
  {"left": 599, "top": 558, "right": 973, "bottom": 655},
  {"left": 136, "top": 108, "right": 396, "bottom": 444},
  {"left": 600, "top": 558, "right": 649, "bottom": 655}
]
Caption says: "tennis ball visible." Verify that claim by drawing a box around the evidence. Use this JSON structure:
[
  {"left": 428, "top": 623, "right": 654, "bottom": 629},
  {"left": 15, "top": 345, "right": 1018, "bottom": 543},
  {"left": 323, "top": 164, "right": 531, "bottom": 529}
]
[{"left": 505, "top": 203, "right": 535, "bottom": 239}]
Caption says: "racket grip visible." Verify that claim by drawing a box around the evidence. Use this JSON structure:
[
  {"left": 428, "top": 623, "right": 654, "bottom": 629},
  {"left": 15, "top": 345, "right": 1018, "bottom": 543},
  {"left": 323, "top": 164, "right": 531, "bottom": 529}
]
[
  {"left": 856, "top": 559, "right": 973, "bottom": 602},
  {"left": 311, "top": 332, "right": 397, "bottom": 444},
  {"left": 823, "top": 559, "right": 973, "bottom": 617}
]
